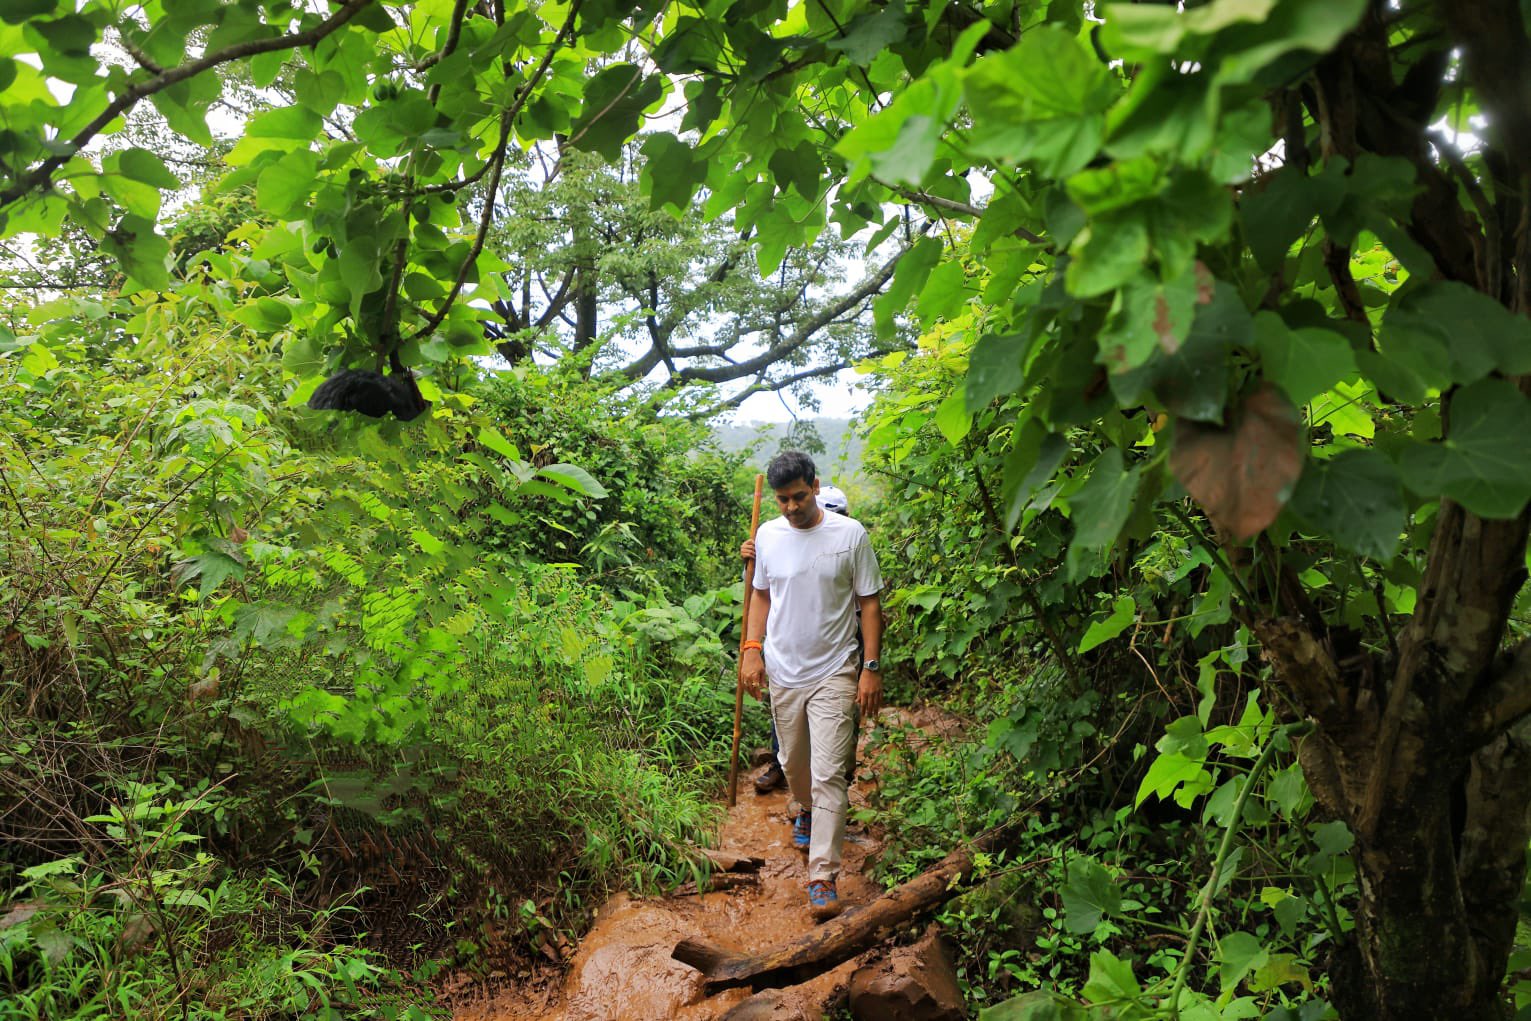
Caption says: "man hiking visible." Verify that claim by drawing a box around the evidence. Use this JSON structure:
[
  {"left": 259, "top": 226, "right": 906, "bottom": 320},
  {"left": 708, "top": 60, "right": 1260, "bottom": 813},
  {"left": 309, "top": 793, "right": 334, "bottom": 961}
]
[
  {"left": 740, "top": 452, "right": 884, "bottom": 920},
  {"left": 748, "top": 482, "right": 857, "bottom": 795}
]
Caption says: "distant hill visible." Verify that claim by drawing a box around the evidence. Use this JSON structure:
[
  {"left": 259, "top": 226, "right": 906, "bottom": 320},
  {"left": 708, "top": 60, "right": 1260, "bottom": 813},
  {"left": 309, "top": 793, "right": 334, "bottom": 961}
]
[{"left": 711, "top": 417, "right": 867, "bottom": 488}]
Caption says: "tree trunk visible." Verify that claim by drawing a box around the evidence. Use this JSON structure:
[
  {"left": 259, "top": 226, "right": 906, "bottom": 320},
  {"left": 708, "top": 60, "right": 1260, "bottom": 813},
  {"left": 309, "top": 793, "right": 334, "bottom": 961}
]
[
  {"left": 574, "top": 262, "right": 598, "bottom": 356},
  {"left": 1255, "top": 498, "right": 1531, "bottom": 1020},
  {"left": 1313, "top": 719, "right": 1531, "bottom": 1021}
]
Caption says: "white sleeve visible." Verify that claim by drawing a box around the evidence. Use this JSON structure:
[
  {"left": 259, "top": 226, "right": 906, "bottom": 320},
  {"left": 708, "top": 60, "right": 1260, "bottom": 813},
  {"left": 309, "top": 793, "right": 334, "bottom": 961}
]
[
  {"left": 851, "top": 531, "right": 882, "bottom": 597},
  {"left": 751, "top": 538, "right": 769, "bottom": 590}
]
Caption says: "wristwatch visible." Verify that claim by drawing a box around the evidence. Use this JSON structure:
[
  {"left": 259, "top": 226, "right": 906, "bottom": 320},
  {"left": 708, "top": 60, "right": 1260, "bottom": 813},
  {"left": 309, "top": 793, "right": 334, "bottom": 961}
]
[{"left": 863, "top": 659, "right": 881, "bottom": 673}]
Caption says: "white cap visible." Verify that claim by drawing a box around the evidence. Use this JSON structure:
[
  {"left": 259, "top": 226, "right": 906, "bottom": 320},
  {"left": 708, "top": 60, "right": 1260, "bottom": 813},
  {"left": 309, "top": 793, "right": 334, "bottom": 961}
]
[{"left": 818, "top": 484, "right": 849, "bottom": 515}]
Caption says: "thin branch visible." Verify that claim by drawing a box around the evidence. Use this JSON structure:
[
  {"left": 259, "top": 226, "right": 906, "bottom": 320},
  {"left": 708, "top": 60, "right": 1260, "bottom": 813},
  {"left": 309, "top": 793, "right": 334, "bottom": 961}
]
[
  {"left": 874, "top": 177, "right": 1046, "bottom": 244},
  {"left": 0, "top": 0, "right": 378, "bottom": 210},
  {"left": 116, "top": 34, "right": 166, "bottom": 75},
  {"left": 1429, "top": 130, "right": 1502, "bottom": 298},
  {"left": 409, "top": 0, "right": 581, "bottom": 341},
  {"left": 82, "top": 446, "right": 239, "bottom": 611},
  {"left": 382, "top": 0, "right": 475, "bottom": 344}
]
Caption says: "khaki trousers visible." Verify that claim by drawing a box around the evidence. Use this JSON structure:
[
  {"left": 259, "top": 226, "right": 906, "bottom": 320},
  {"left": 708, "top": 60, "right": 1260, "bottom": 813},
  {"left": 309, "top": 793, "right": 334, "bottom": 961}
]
[{"left": 769, "top": 656, "right": 859, "bottom": 882}]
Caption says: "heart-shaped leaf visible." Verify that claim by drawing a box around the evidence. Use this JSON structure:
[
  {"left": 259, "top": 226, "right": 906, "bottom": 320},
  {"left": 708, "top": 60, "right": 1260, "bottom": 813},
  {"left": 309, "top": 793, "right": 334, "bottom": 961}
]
[{"left": 1171, "top": 383, "right": 1303, "bottom": 540}]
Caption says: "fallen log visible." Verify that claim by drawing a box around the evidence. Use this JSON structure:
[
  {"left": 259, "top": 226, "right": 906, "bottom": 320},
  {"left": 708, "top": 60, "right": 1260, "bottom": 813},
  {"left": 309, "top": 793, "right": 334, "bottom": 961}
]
[
  {"left": 673, "top": 825, "right": 1035, "bottom": 993},
  {"left": 701, "top": 848, "right": 765, "bottom": 873},
  {"left": 671, "top": 872, "right": 762, "bottom": 897}
]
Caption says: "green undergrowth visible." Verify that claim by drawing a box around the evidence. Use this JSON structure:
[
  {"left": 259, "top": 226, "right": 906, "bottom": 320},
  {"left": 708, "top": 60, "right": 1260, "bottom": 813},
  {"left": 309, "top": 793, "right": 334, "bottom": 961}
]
[
  {"left": 1, "top": 306, "right": 752, "bottom": 1019},
  {"left": 852, "top": 336, "right": 1355, "bottom": 1019}
]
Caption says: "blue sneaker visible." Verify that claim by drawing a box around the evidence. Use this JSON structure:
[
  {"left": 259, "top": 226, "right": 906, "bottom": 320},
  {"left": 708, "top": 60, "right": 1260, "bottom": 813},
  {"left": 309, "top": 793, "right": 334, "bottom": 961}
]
[
  {"left": 807, "top": 879, "right": 841, "bottom": 920},
  {"left": 791, "top": 810, "right": 811, "bottom": 851}
]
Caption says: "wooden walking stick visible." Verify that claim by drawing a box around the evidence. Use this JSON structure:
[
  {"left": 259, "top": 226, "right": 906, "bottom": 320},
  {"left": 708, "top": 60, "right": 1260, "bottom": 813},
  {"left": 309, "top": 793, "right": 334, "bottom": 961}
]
[{"left": 728, "top": 474, "right": 765, "bottom": 807}]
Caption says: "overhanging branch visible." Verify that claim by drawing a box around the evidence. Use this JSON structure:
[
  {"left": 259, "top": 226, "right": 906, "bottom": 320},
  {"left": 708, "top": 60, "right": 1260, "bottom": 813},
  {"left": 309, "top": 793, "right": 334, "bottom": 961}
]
[
  {"left": 875, "top": 178, "right": 1046, "bottom": 244},
  {"left": 0, "top": 0, "right": 378, "bottom": 211}
]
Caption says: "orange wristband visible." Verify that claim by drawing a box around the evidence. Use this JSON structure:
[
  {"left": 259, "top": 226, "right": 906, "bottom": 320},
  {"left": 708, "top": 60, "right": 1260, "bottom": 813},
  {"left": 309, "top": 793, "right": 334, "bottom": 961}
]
[{"left": 742, "top": 640, "right": 763, "bottom": 652}]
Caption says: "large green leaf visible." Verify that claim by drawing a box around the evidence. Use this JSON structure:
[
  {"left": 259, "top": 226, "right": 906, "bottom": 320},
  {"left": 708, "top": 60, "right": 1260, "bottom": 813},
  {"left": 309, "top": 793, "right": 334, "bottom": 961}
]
[
  {"left": 1002, "top": 426, "right": 1069, "bottom": 532},
  {"left": 570, "top": 64, "right": 663, "bottom": 162},
  {"left": 874, "top": 236, "right": 942, "bottom": 336},
  {"left": 1218, "top": 931, "right": 1270, "bottom": 994},
  {"left": 641, "top": 131, "right": 706, "bottom": 211},
  {"left": 1097, "top": 270, "right": 1197, "bottom": 375},
  {"left": 978, "top": 991, "right": 1088, "bottom": 1021},
  {"left": 1204, "top": 0, "right": 1369, "bottom": 85},
  {"left": 1078, "top": 595, "right": 1135, "bottom": 653},
  {"left": 100, "top": 215, "right": 170, "bottom": 291},
  {"left": 916, "top": 258, "right": 968, "bottom": 327},
  {"left": 835, "top": 61, "right": 967, "bottom": 187},
  {"left": 1397, "top": 378, "right": 1531, "bottom": 519},
  {"left": 245, "top": 105, "right": 323, "bottom": 141},
  {"left": 1358, "top": 324, "right": 1450, "bottom": 406},
  {"left": 1066, "top": 215, "right": 1149, "bottom": 298},
  {"left": 30, "top": 12, "right": 95, "bottom": 54},
  {"left": 934, "top": 390, "right": 969, "bottom": 445},
  {"left": 538, "top": 463, "right": 610, "bottom": 499},
  {"left": 1146, "top": 169, "right": 1234, "bottom": 278},
  {"left": 1111, "top": 277, "right": 1245, "bottom": 423},
  {"left": 966, "top": 331, "right": 1032, "bottom": 410},
  {"left": 1290, "top": 449, "right": 1405, "bottom": 561},
  {"left": 100, "top": 152, "right": 163, "bottom": 219},
  {"left": 1381, "top": 281, "right": 1531, "bottom": 387},
  {"left": 476, "top": 426, "right": 521, "bottom": 462},
  {"left": 1105, "top": 64, "right": 1218, "bottom": 163},
  {"left": 1, "top": 0, "right": 58, "bottom": 24},
  {"left": 1253, "top": 312, "right": 1357, "bottom": 405},
  {"left": 1067, "top": 155, "right": 1164, "bottom": 216},
  {"left": 116, "top": 147, "right": 179, "bottom": 189},
  {"left": 1241, "top": 167, "right": 1319, "bottom": 273},
  {"left": 825, "top": 4, "right": 908, "bottom": 64},
  {"left": 1099, "top": 0, "right": 1279, "bottom": 59},
  {"left": 965, "top": 25, "right": 1115, "bottom": 177},
  {"left": 1082, "top": 950, "right": 1141, "bottom": 1003},
  {"left": 1061, "top": 856, "right": 1122, "bottom": 934},
  {"left": 1065, "top": 449, "right": 1137, "bottom": 580},
  {"left": 175, "top": 551, "right": 246, "bottom": 600},
  {"left": 255, "top": 149, "right": 320, "bottom": 221}
]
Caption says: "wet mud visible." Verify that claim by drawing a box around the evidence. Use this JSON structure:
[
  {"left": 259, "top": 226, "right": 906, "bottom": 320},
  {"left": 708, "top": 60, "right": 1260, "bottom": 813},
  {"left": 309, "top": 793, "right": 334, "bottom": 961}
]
[{"left": 454, "top": 762, "right": 885, "bottom": 1021}]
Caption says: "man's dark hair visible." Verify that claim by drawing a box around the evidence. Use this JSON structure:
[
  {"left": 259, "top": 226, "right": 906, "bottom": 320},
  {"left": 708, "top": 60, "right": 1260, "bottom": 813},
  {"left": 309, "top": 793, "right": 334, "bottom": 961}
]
[{"left": 767, "top": 450, "right": 817, "bottom": 489}]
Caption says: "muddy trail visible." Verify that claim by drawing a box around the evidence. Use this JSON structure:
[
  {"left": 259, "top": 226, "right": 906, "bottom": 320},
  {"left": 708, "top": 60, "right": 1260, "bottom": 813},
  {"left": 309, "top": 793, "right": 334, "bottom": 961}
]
[{"left": 453, "top": 737, "right": 896, "bottom": 1021}]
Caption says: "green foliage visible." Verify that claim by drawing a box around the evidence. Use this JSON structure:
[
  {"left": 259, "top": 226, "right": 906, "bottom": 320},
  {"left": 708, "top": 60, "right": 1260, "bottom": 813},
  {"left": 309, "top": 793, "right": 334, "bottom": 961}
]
[
  {"left": 0, "top": 283, "right": 742, "bottom": 1016},
  {"left": 4, "top": 0, "right": 1531, "bottom": 1014},
  {"left": 853, "top": 314, "right": 1354, "bottom": 1015},
  {"left": 475, "top": 366, "right": 745, "bottom": 592}
]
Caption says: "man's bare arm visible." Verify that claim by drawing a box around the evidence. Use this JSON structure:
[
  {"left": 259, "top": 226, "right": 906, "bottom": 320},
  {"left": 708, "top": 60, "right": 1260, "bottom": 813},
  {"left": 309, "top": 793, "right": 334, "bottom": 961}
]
[
  {"left": 857, "top": 592, "right": 883, "bottom": 718},
  {"left": 741, "top": 587, "right": 770, "bottom": 699},
  {"left": 858, "top": 592, "right": 882, "bottom": 662}
]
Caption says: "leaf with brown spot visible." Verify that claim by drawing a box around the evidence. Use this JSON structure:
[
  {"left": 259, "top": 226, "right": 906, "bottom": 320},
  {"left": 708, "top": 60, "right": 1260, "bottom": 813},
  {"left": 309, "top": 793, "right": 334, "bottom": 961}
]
[
  {"left": 1193, "top": 260, "right": 1214, "bottom": 304},
  {"left": 0, "top": 901, "right": 41, "bottom": 929},
  {"left": 1153, "top": 294, "right": 1180, "bottom": 354},
  {"left": 1171, "top": 383, "right": 1303, "bottom": 540}
]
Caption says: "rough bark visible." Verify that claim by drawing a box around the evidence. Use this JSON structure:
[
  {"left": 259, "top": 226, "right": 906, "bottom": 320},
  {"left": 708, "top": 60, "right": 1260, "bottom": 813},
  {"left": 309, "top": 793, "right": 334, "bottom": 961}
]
[{"left": 1254, "top": 494, "right": 1531, "bottom": 1018}]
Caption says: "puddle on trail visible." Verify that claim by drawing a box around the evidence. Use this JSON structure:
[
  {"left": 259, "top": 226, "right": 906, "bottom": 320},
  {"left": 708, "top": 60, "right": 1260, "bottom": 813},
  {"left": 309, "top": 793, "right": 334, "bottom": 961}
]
[{"left": 453, "top": 762, "right": 885, "bottom": 1021}]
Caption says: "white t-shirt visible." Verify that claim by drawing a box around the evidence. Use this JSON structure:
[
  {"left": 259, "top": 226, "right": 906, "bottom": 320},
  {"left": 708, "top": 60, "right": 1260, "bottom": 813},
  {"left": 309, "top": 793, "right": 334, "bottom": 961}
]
[{"left": 752, "top": 511, "right": 883, "bottom": 688}]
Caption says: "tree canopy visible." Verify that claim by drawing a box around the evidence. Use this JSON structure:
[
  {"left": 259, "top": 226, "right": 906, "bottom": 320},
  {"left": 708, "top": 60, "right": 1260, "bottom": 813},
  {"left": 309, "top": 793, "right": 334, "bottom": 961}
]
[{"left": 5, "top": 0, "right": 1531, "bottom": 1016}]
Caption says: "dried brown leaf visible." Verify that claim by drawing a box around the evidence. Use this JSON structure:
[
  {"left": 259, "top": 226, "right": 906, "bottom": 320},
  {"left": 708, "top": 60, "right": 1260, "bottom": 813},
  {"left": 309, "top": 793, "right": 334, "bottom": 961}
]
[{"left": 1171, "top": 382, "right": 1304, "bottom": 540}]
